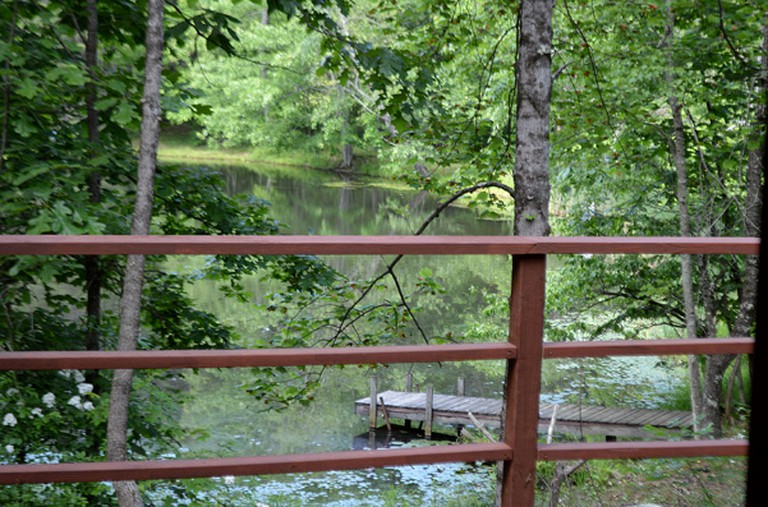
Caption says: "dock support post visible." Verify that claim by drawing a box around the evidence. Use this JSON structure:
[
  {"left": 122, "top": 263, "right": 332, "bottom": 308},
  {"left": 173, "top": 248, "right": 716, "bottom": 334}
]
[
  {"left": 456, "top": 377, "right": 465, "bottom": 436},
  {"left": 405, "top": 372, "right": 413, "bottom": 428},
  {"left": 369, "top": 375, "right": 378, "bottom": 431},
  {"left": 425, "top": 386, "right": 434, "bottom": 439},
  {"left": 499, "top": 255, "right": 547, "bottom": 507}
]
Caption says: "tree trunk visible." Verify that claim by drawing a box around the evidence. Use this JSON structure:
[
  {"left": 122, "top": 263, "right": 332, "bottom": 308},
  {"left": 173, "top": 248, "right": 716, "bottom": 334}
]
[
  {"left": 83, "top": 5, "right": 103, "bottom": 504},
  {"left": 0, "top": 1, "right": 17, "bottom": 174},
  {"left": 261, "top": 7, "right": 269, "bottom": 120},
  {"left": 669, "top": 96, "right": 704, "bottom": 432},
  {"left": 84, "top": 0, "right": 102, "bottom": 356},
  {"left": 702, "top": 11, "right": 766, "bottom": 439},
  {"left": 341, "top": 143, "right": 354, "bottom": 169},
  {"left": 665, "top": 0, "right": 706, "bottom": 435},
  {"left": 498, "top": 1, "right": 553, "bottom": 505},
  {"left": 106, "top": 1, "right": 164, "bottom": 505},
  {"left": 512, "top": 0, "right": 553, "bottom": 237},
  {"left": 733, "top": 14, "right": 765, "bottom": 339}
]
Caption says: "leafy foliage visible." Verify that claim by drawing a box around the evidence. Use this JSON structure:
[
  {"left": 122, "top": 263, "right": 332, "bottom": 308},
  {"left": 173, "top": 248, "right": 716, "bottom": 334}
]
[{"left": 0, "top": 2, "right": 338, "bottom": 504}]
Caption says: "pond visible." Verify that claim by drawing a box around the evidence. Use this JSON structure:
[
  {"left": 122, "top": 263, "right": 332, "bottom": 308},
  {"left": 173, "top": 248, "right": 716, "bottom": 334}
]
[{"left": 150, "top": 162, "right": 686, "bottom": 506}]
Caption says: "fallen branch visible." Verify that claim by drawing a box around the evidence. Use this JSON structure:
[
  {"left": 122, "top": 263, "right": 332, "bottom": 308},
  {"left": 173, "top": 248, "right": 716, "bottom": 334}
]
[{"left": 468, "top": 411, "right": 497, "bottom": 442}]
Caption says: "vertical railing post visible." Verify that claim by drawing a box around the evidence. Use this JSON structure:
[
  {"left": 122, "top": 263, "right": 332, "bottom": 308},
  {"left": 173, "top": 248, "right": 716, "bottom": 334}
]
[{"left": 499, "top": 254, "right": 546, "bottom": 506}]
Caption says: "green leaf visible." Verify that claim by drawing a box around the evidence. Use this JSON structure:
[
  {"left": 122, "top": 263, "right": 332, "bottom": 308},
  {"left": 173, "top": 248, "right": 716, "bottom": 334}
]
[
  {"left": 59, "top": 65, "right": 88, "bottom": 86},
  {"left": 111, "top": 101, "right": 136, "bottom": 127},
  {"left": 94, "top": 98, "right": 119, "bottom": 111},
  {"left": 17, "top": 78, "right": 41, "bottom": 99},
  {"left": 13, "top": 164, "right": 50, "bottom": 186}
]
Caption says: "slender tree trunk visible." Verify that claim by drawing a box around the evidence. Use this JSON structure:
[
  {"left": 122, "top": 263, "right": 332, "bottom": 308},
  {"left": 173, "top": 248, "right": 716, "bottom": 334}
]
[
  {"left": 261, "top": 7, "right": 269, "bottom": 120},
  {"left": 84, "top": 0, "right": 101, "bottom": 355},
  {"left": 670, "top": 96, "right": 704, "bottom": 432},
  {"left": 0, "top": 1, "right": 18, "bottom": 174},
  {"left": 106, "top": 1, "right": 164, "bottom": 505},
  {"left": 341, "top": 143, "right": 354, "bottom": 168},
  {"left": 665, "top": 0, "right": 706, "bottom": 435},
  {"left": 83, "top": 5, "right": 103, "bottom": 504}
]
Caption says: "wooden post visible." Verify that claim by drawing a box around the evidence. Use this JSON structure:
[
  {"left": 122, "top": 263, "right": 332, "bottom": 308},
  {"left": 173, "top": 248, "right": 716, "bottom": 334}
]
[
  {"left": 425, "top": 386, "right": 434, "bottom": 439},
  {"left": 405, "top": 372, "right": 413, "bottom": 428},
  {"left": 369, "top": 375, "right": 378, "bottom": 431},
  {"left": 456, "top": 377, "right": 466, "bottom": 436},
  {"left": 499, "top": 255, "right": 547, "bottom": 506}
]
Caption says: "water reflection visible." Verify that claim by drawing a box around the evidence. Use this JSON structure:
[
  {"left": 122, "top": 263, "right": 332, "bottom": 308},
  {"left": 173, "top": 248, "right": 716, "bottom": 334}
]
[
  {"left": 175, "top": 162, "right": 510, "bottom": 506},
  {"left": 218, "top": 163, "right": 513, "bottom": 236}
]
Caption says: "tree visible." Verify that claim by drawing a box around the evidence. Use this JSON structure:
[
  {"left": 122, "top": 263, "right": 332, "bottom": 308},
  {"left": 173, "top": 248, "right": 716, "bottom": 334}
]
[
  {"left": 167, "top": 0, "right": 381, "bottom": 169},
  {"left": 106, "top": 1, "right": 165, "bottom": 505},
  {"left": 546, "top": 0, "right": 765, "bottom": 437}
]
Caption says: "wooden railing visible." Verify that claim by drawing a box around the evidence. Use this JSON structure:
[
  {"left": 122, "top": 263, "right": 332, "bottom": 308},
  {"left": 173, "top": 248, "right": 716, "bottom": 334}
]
[{"left": 0, "top": 235, "right": 759, "bottom": 506}]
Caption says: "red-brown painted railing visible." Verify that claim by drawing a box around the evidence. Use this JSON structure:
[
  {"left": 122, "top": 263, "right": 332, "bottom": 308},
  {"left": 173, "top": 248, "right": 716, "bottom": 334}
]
[{"left": 0, "top": 235, "right": 758, "bottom": 506}]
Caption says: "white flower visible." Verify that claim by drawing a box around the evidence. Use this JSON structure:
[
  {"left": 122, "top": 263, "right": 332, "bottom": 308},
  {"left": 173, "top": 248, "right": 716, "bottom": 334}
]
[
  {"left": 4, "top": 445, "right": 14, "bottom": 454},
  {"left": 42, "top": 393, "right": 56, "bottom": 408},
  {"left": 223, "top": 475, "right": 235, "bottom": 485},
  {"left": 82, "top": 401, "right": 94, "bottom": 411},
  {"left": 59, "top": 370, "right": 72, "bottom": 379},
  {"left": 2, "top": 413, "right": 17, "bottom": 427},
  {"left": 67, "top": 396, "right": 82, "bottom": 409},
  {"left": 77, "top": 383, "right": 93, "bottom": 395},
  {"left": 5, "top": 388, "right": 19, "bottom": 396},
  {"left": 73, "top": 370, "right": 85, "bottom": 383},
  {"left": 30, "top": 407, "right": 43, "bottom": 418}
]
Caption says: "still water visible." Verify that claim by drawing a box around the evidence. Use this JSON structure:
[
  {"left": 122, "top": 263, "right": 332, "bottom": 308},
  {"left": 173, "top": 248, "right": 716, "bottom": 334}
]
[{"left": 152, "top": 162, "right": 684, "bottom": 506}]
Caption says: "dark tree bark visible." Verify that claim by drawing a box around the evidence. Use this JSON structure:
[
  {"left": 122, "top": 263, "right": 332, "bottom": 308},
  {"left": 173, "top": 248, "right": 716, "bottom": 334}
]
[
  {"left": 84, "top": 0, "right": 102, "bottom": 356},
  {"left": 0, "top": 1, "right": 18, "bottom": 174},
  {"left": 106, "top": 1, "right": 164, "bottom": 505}
]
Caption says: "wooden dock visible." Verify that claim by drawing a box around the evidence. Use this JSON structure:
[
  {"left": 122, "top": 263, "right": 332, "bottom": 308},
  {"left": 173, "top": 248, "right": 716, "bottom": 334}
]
[{"left": 355, "top": 390, "right": 694, "bottom": 439}]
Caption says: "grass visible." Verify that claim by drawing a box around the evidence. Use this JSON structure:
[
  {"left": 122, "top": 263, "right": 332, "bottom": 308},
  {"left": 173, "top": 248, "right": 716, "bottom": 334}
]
[
  {"left": 534, "top": 455, "right": 746, "bottom": 507},
  {"left": 157, "top": 124, "right": 380, "bottom": 174}
]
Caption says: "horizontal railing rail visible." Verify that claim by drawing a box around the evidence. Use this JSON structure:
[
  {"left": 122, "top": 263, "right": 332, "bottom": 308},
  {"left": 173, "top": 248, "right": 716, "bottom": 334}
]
[
  {"left": 0, "top": 235, "right": 758, "bottom": 504},
  {"left": 0, "top": 338, "right": 752, "bottom": 371},
  {"left": 0, "top": 343, "right": 516, "bottom": 371},
  {"left": 0, "top": 444, "right": 513, "bottom": 485},
  {"left": 543, "top": 337, "right": 754, "bottom": 358},
  {"left": 0, "top": 234, "right": 759, "bottom": 255}
]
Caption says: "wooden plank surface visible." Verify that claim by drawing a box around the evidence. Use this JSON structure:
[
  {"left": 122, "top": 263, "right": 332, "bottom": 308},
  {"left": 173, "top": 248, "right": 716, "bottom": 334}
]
[
  {"left": 356, "top": 391, "right": 693, "bottom": 430},
  {"left": 0, "top": 235, "right": 759, "bottom": 256}
]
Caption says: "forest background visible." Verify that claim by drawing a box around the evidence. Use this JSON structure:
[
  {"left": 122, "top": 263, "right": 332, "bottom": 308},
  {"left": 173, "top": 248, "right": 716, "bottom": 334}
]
[{"left": 0, "top": 0, "right": 765, "bottom": 505}]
